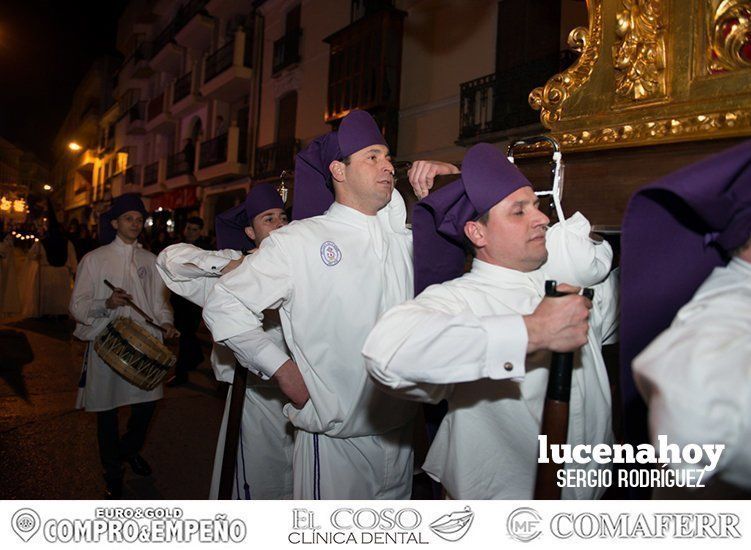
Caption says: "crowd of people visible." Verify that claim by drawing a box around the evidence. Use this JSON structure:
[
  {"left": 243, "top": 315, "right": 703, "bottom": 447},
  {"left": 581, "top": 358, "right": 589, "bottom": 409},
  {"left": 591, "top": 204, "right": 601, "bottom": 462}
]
[{"left": 3, "top": 109, "right": 748, "bottom": 501}]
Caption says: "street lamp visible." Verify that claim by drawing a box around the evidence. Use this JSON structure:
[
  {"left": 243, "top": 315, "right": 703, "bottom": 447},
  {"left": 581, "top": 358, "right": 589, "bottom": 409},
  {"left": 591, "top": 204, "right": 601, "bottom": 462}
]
[
  {"left": 43, "top": 184, "right": 53, "bottom": 191},
  {"left": 68, "top": 142, "right": 82, "bottom": 152}
]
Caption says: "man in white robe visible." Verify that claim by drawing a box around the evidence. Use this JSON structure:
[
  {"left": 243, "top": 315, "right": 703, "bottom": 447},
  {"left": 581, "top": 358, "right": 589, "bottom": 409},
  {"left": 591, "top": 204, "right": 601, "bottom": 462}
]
[
  {"left": 624, "top": 140, "right": 751, "bottom": 495},
  {"left": 157, "top": 183, "right": 294, "bottom": 499},
  {"left": 203, "top": 111, "right": 419, "bottom": 499},
  {"left": 69, "top": 194, "right": 177, "bottom": 498},
  {"left": 363, "top": 143, "right": 617, "bottom": 499}
]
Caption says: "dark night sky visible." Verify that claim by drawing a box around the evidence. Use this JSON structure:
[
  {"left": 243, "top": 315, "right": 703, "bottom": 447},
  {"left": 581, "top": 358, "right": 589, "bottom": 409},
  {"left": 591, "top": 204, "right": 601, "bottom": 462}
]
[{"left": 0, "top": 0, "right": 129, "bottom": 164}]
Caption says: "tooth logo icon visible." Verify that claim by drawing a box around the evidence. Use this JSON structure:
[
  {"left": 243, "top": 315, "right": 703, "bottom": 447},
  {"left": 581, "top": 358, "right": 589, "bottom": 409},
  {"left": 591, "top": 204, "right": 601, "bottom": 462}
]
[
  {"left": 429, "top": 506, "right": 475, "bottom": 542},
  {"left": 12, "top": 508, "right": 40, "bottom": 542}
]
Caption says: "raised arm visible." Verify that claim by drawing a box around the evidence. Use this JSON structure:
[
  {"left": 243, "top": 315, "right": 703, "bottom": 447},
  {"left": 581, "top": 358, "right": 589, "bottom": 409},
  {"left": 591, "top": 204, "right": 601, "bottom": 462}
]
[
  {"left": 407, "top": 160, "right": 460, "bottom": 199},
  {"left": 156, "top": 243, "right": 242, "bottom": 307}
]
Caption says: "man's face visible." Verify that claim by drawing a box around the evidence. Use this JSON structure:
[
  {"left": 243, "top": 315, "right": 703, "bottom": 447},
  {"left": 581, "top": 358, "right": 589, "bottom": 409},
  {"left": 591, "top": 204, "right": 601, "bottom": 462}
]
[
  {"left": 183, "top": 222, "right": 201, "bottom": 243},
  {"left": 111, "top": 210, "right": 144, "bottom": 243},
  {"left": 332, "top": 144, "right": 394, "bottom": 215},
  {"left": 465, "top": 186, "right": 550, "bottom": 272},
  {"left": 245, "top": 208, "right": 288, "bottom": 245}
]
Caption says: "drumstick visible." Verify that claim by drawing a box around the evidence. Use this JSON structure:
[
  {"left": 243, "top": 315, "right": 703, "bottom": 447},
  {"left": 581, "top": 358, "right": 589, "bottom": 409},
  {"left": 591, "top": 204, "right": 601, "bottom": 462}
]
[{"left": 104, "top": 279, "right": 167, "bottom": 334}]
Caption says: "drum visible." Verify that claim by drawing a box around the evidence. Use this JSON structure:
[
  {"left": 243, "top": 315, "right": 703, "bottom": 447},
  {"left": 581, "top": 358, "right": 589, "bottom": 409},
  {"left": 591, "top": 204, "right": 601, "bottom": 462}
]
[{"left": 94, "top": 317, "right": 176, "bottom": 391}]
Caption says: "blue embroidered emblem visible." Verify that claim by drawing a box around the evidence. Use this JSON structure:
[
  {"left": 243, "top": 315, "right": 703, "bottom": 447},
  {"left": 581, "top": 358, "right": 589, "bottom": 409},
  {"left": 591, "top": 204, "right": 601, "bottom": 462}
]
[
  {"left": 320, "top": 241, "right": 342, "bottom": 266},
  {"left": 137, "top": 266, "right": 147, "bottom": 279}
]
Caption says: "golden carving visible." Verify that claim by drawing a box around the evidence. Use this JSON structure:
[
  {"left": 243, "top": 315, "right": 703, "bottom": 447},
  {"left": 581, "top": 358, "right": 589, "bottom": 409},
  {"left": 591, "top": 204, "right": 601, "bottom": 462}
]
[
  {"left": 514, "top": 109, "right": 751, "bottom": 155},
  {"left": 612, "top": 0, "right": 667, "bottom": 101},
  {"left": 521, "top": 1, "right": 751, "bottom": 153},
  {"left": 708, "top": 0, "right": 751, "bottom": 72},
  {"left": 529, "top": 2, "right": 603, "bottom": 128}
]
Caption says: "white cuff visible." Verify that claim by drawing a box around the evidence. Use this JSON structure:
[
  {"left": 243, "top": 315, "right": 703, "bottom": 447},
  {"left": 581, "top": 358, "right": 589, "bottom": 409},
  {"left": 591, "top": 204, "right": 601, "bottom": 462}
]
[
  {"left": 90, "top": 299, "right": 111, "bottom": 319},
  {"left": 223, "top": 329, "right": 290, "bottom": 380},
  {"left": 481, "top": 314, "right": 527, "bottom": 379},
  {"left": 195, "top": 251, "right": 241, "bottom": 275}
]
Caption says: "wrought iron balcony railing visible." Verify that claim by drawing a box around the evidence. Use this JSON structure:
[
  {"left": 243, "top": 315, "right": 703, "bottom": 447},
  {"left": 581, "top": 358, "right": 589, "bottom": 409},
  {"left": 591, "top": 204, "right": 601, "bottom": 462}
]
[
  {"left": 166, "top": 151, "right": 193, "bottom": 179},
  {"left": 254, "top": 139, "right": 299, "bottom": 180},
  {"left": 199, "top": 133, "right": 229, "bottom": 168},
  {"left": 143, "top": 161, "right": 159, "bottom": 186},
  {"left": 173, "top": 72, "right": 193, "bottom": 104},
  {"left": 204, "top": 41, "right": 235, "bottom": 83},
  {"left": 147, "top": 93, "right": 165, "bottom": 121},
  {"left": 458, "top": 52, "right": 566, "bottom": 140},
  {"left": 125, "top": 165, "right": 141, "bottom": 186}
]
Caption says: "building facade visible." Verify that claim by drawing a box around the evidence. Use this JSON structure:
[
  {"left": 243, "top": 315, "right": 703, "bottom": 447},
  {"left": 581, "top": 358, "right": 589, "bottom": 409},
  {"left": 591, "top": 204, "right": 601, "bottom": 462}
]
[{"left": 56, "top": 0, "right": 589, "bottom": 235}]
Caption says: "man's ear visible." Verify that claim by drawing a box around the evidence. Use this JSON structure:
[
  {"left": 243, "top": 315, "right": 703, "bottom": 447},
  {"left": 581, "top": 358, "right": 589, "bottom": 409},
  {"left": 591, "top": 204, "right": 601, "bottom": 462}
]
[
  {"left": 464, "top": 220, "right": 486, "bottom": 249},
  {"left": 244, "top": 226, "right": 256, "bottom": 241},
  {"left": 111, "top": 218, "right": 119, "bottom": 231},
  {"left": 329, "top": 160, "right": 345, "bottom": 183}
]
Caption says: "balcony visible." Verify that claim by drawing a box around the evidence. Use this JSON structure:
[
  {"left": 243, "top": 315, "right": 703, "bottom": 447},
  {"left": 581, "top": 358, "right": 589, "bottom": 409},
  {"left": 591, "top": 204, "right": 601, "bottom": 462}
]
[
  {"left": 195, "top": 126, "right": 248, "bottom": 184},
  {"left": 143, "top": 161, "right": 160, "bottom": 188},
  {"left": 116, "top": 46, "right": 153, "bottom": 96},
  {"left": 110, "top": 165, "right": 141, "bottom": 196},
  {"left": 200, "top": 28, "right": 253, "bottom": 101},
  {"left": 173, "top": 72, "right": 193, "bottom": 103},
  {"left": 165, "top": 151, "right": 195, "bottom": 189},
  {"left": 324, "top": 8, "right": 406, "bottom": 123},
  {"left": 175, "top": 0, "right": 214, "bottom": 50},
  {"left": 171, "top": 71, "right": 203, "bottom": 116},
  {"left": 457, "top": 52, "right": 565, "bottom": 144},
  {"left": 149, "top": 21, "right": 182, "bottom": 75},
  {"left": 127, "top": 101, "right": 148, "bottom": 135},
  {"left": 146, "top": 90, "right": 174, "bottom": 132},
  {"left": 272, "top": 28, "right": 301, "bottom": 75},
  {"left": 254, "top": 139, "right": 299, "bottom": 181},
  {"left": 125, "top": 165, "right": 141, "bottom": 187}
]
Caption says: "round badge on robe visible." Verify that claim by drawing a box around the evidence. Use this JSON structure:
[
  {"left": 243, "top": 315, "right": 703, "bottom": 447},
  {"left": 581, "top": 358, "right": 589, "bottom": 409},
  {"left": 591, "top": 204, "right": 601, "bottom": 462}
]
[
  {"left": 320, "top": 241, "right": 342, "bottom": 266},
  {"left": 137, "top": 266, "right": 147, "bottom": 279}
]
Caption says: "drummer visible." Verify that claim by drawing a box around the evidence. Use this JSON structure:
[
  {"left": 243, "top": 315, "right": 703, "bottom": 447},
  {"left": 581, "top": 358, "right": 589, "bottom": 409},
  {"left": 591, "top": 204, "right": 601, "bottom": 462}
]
[
  {"left": 156, "top": 184, "right": 293, "bottom": 499},
  {"left": 70, "top": 193, "right": 178, "bottom": 499}
]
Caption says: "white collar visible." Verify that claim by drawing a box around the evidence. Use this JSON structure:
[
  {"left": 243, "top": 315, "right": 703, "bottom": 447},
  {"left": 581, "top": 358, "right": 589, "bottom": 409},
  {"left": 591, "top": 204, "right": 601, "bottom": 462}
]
[
  {"left": 729, "top": 256, "right": 751, "bottom": 276},
  {"left": 327, "top": 201, "right": 380, "bottom": 227},
  {"left": 112, "top": 235, "right": 138, "bottom": 249},
  {"left": 469, "top": 258, "right": 546, "bottom": 292}
]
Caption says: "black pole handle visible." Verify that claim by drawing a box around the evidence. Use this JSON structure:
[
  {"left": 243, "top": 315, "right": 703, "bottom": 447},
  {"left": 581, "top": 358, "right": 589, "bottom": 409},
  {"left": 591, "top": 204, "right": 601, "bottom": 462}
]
[{"left": 544, "top": 281, "right": 593, "bottom": 403}]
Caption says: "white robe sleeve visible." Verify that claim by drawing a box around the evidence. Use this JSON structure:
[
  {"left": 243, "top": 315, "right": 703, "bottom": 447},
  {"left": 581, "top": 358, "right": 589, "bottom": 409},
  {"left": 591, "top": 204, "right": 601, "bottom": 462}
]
[
  {"left": 633, "top": 306, "right": 751, "bottom": 490},
  {"left": 203, "top": 234, "right": 292, "bottom": 379},
  {"left": 156, "top": 243, "right": 241, "bottom": 307},
  {"left": 593, "top": 267, "right": 620, "bottom": 345},
  {"left": 69, "top": 254, "right": 111, "bottom": 337},
  {"left": 363, "top": 288, "right": 527, "bottom": 403},
  {"left": 150, "top": 262, "right": 174, "bottom": 327}
]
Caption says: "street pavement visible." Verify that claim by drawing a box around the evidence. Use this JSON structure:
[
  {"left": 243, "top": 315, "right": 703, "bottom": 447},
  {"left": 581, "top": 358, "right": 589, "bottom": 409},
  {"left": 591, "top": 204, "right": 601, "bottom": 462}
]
[{"left": 0, "top": 316, "right": 226, "bottom": 499}]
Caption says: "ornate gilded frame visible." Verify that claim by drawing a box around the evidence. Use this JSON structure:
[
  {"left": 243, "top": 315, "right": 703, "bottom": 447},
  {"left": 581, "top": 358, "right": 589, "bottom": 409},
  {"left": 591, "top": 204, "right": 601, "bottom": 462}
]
[{"left": 525, "top": 0, "right": 751, "bottom": 153}]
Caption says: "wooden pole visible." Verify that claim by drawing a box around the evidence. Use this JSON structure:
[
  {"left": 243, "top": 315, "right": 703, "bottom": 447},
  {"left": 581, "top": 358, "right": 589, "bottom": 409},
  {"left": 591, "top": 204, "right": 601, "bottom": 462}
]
[
  {"left": 534, "top": 281, "right": 594, "bottom": 499},
  {"left": 218, "top": 364, "right": 248, "bottom": 499}
]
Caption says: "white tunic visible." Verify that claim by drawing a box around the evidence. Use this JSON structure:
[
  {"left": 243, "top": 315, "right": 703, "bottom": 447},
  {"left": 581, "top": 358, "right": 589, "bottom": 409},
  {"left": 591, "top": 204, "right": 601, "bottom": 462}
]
[
  {"left": 363, "top": 259, "right": 618, "bottom": 500},
  {"left": 202, "top": 194, "right": 418, "bottom": 499},
  {"left": 633, "top": 257, "right": 751, "bottom": 491},
  {"left": 20, "top": 240, "right": 77, "bottom": 317},
  {"left": 70, "top": 236, "right": 173, "bottom": 411},
  {"left": 156, "top": 243, "right": 294, "bottom": 499}
]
